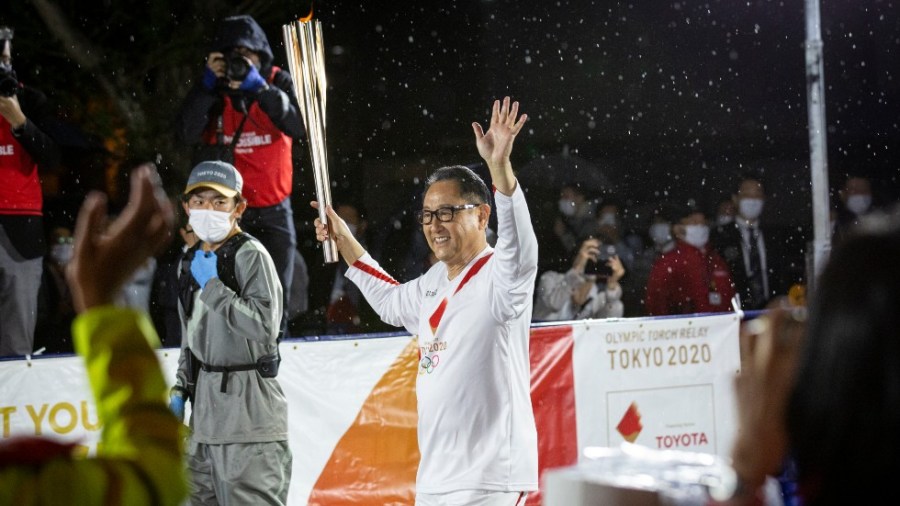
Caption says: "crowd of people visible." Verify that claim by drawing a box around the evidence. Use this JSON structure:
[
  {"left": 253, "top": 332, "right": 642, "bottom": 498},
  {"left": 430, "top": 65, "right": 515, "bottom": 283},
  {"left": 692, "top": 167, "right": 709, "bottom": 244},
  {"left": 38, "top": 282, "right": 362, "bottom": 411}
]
[
  {"left": 46, "top": 166, "right": 884, "bottom": 346},
  {"left": 534, "top": 169, "right": 889, "bottom": 322},
  {"left": 318, "top": 165, "right": 884, "bottom": 333}
]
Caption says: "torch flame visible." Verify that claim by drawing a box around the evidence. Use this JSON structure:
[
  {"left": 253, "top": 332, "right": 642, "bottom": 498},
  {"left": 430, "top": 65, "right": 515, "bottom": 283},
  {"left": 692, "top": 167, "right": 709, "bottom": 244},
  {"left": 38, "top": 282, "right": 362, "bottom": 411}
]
[{"left": 300, "top": 5, "right": 314, "bottom": 23}]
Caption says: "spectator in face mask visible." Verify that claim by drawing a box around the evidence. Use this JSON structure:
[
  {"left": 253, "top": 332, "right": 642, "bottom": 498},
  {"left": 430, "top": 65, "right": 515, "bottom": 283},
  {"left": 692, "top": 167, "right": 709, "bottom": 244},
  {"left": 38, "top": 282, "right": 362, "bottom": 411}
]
[
  {"left": 647, "top": 215, "right": 675, "bottom": 255},
  {"left": 646, "top": 202, "right": 735, "bottom": 316},
  {"left": 627, "top": 204, "right": 676, "bottom": 316},
  {"left": 551, "top": 184, "right": 597, "bottom": 265},
  {"left": 716, "top": 198, "right": 737, "bottom": 227},
  {"left": 35, "top": 226, "right": 76, "bottom": 354},
  {"left": 112, "top": 211, "right": 157, "bottom": 314},
  {"left": 593, "top": 198, "right": 642, "bottom": 315},
  {"left": 594, "top": 199, "right": 635, "bottom": 270},
  {"left": 833, "top": 174, "right": 875, "bottom": 246},
  {"left": 712, "top": 175, "right": 776, "bottom": 310},
  {"left": 171, "top": 160, "right": 291, "bottom": 505}
]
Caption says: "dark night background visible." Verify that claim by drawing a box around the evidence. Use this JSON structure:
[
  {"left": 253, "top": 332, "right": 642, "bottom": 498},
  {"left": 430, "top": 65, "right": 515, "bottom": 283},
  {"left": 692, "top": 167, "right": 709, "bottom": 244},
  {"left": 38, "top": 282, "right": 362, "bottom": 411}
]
[{"left": 4, "top": 0, "right": 899, "bottom": 333}]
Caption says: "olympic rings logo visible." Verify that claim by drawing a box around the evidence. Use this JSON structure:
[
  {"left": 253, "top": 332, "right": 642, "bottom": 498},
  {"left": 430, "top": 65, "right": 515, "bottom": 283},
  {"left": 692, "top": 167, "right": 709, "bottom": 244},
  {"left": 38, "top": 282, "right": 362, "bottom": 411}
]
[{"left": 419, "top": 354, "right": 440, "bottom": 374}]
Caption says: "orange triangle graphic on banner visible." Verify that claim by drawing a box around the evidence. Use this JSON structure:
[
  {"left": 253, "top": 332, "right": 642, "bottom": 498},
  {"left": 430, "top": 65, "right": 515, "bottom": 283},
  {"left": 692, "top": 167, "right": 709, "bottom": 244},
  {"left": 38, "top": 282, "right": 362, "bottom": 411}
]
[{"left": 307, "top": 339, "right": 420, "bottom": 505}]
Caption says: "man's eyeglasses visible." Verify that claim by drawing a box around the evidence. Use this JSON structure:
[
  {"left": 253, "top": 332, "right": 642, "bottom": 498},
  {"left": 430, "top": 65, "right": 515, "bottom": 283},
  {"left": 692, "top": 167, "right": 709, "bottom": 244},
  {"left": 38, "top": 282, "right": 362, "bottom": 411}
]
[{"left": 415, "top": 204, "right": 479, "bottom": 225}]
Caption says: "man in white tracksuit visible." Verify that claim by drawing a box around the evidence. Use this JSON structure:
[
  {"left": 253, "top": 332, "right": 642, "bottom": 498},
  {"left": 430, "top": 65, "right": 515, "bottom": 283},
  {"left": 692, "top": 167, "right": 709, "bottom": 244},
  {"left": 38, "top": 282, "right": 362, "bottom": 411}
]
[{"left": 313, "top": 97, "right": 538, "bottom": 506}]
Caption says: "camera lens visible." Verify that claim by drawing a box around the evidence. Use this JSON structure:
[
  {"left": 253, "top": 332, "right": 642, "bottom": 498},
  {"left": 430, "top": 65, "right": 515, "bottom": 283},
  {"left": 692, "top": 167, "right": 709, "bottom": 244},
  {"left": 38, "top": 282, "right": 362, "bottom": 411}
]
[
  {"left": 225, "top": 52, "right": 251, "bottom": 82},
  {"left": 0, "top": 67, "right": 17, "bottom": 97}
]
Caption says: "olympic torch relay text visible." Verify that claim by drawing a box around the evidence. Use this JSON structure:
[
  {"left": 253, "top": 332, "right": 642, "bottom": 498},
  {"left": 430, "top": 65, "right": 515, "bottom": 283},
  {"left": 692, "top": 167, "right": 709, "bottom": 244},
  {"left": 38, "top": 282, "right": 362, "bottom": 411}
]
[{"left": 603, "top": 325, "right": 710, "bottom": 345}]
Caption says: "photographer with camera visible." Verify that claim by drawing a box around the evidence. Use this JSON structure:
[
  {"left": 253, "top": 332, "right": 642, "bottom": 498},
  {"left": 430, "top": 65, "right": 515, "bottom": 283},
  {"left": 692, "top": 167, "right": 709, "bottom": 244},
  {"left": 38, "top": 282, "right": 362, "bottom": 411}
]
[
  {"left": 534, "top": 237, "right": 625, "bottom": 321},
  {"left": 0, "top": 26, "right": 61, "bottom": 357},
  {"left": 175, "top": 14, "right": 305, "bottom": 326}
]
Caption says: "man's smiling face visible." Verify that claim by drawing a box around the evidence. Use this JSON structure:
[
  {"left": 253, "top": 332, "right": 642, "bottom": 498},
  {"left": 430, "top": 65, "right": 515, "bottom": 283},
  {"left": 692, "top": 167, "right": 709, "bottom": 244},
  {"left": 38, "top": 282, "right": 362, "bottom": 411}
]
[{"left": 421, "top": 180, "right": 488, "bottom": 270}]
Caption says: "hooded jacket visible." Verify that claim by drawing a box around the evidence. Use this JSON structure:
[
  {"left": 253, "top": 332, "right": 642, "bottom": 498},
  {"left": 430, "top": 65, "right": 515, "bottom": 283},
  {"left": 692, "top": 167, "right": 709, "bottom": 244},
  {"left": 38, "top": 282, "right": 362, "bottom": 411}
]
[
  {"left": 211, "top": 15, "right": 275, "bottom": 75},
  {"left": 175, "top": 15, "right": 304, "bottom": 208}
]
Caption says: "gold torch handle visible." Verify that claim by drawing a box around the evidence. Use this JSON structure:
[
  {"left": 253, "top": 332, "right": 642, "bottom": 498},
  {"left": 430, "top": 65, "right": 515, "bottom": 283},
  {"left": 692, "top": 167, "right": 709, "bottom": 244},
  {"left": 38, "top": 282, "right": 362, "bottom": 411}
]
[{"left": 283, "top": 19, "right": 338, "bottom": 263}]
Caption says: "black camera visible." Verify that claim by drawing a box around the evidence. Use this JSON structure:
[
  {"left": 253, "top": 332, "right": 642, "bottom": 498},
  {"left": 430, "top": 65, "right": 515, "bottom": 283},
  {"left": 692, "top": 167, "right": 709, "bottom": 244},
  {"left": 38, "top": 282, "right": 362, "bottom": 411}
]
[
  {"left": 223, "top": 51, "right": 252, "bottom": 82},
  {"left": 585, "top": 244, "right": 616, "bottom": 277},
  {"left": 0, "top": 28, "right": 16, "bottom": 97},
  {"left": 0, "top": 67, "right": 17, "bottom": 97}
]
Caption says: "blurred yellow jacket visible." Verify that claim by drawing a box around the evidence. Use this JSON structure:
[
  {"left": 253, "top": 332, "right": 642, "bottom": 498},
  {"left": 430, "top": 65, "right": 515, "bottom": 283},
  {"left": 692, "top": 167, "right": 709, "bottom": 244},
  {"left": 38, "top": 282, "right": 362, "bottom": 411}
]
[{"left": 0, "top": 306, "right": 188, "bottom": 505}]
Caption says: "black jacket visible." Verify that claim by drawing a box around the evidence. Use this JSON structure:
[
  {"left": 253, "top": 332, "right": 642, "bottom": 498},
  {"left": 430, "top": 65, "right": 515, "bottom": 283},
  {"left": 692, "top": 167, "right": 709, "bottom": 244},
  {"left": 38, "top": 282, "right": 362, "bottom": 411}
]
[
  {"left": 10, "top": 85, "right": 61, "bottom": 172},
  {"left": 711, "top": 222, "right": 807, "bottom": 310}
]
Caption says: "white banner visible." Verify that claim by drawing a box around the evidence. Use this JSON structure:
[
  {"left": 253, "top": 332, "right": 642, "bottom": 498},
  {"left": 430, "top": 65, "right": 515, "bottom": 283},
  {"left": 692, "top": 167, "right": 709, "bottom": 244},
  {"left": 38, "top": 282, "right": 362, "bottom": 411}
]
[
  {"left": 571, "top": 313, "right": 741, "bottom": 457},
  {"left": 0, "top": 313, "right": 740, "bottom": 504}
]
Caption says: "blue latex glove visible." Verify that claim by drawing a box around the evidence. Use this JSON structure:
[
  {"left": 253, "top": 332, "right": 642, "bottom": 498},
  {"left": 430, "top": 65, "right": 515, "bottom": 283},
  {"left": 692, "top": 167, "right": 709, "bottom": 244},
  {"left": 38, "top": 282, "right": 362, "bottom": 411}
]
[
  {"left": 201, "top": 67, "right": 218, "bottom": 90},
  {"left": 191, "top": 250, "right": 218, "bottom": 288},
  {"left": 169, "top": 393, "right": 185, "bottom": 422},
  {"left": 238, "top": 64, "right": 267, "bottom": 92}
]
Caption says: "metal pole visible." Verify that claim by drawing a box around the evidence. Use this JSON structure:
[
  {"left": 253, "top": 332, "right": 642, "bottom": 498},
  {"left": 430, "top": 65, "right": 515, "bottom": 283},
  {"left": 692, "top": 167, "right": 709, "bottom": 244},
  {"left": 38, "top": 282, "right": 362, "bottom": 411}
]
[{"left": 805, "top": 0, "right": 831, "bottom": 290}]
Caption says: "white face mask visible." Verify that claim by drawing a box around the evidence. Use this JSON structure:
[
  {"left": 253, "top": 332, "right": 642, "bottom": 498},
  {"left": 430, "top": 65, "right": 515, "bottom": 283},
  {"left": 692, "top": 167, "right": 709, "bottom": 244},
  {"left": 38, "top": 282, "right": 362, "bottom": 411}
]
[
  {"left": 599, "top": 212, "right": 618, "bottom": 227},
  {"left": 50, "top": 243, "right": 74, "bottom": 265},
  {"left": 739, "top": 198, "right": 764, "bottom": 220},
  {"left": 716, "top": 214, "right": 734, "bottom": 227},
  {"left": 345, "top": 223, "right": 358, "bottom": 238},
  {"left": 558, "top": 199, "right": 577, "bottom": 217},
  {"left": 683, "top": 224, "right": 710, "bottom": 249},
  {"left": 189, "top": 209, "right": 235, "bottom": 243},
  {"left": 846, "top": 194, "right": 871, "bottom": 215},
  {"left": 649, "top": 223, "right": 672, "bottom": 246}
]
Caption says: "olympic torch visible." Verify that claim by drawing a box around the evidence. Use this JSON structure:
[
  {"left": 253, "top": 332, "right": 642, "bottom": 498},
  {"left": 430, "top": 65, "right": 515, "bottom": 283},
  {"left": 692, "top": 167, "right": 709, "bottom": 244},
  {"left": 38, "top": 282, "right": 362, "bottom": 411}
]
[{"left": 283, "top": 12, "right": 338, "bottom": 263}]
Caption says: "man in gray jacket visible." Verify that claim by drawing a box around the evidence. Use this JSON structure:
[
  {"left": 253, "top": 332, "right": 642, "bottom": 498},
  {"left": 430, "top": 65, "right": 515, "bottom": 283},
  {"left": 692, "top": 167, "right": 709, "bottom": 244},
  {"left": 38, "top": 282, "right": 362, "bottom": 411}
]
[{"left": 169, "top": 160, "right": 290, "bottom": 505}]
